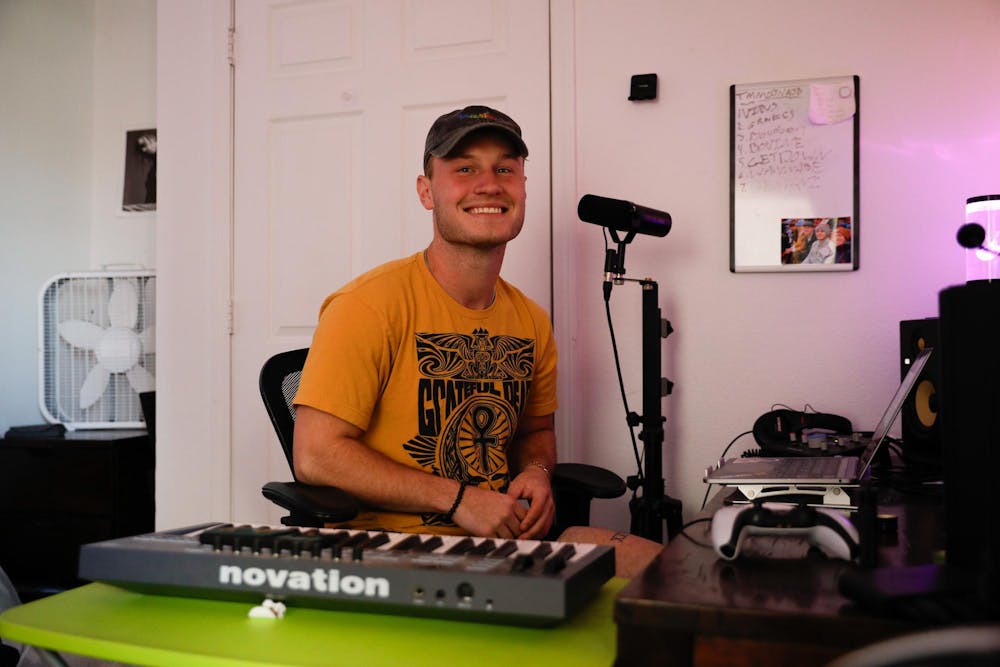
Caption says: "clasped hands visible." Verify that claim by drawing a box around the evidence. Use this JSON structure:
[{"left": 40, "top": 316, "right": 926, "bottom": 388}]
[{"left": 452, "top": 466, "right": 554, "bottom": 540}]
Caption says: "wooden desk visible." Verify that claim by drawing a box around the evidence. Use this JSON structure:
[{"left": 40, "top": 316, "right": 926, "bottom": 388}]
[{"left": 614, "top": 488, "right": 945, "bottom": 667}]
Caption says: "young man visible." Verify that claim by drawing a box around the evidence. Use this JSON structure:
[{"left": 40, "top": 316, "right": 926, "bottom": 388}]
[
  {"left": 292, "top": 106, "right": 665, "bottom": 576},
  {"left": 293, "top": 106, "right": 557, "bottom": 540}
]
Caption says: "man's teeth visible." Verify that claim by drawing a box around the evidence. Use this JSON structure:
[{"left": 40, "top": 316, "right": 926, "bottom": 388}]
[{"left": 468, "top": 207, "right": 503, "bottom": 214}]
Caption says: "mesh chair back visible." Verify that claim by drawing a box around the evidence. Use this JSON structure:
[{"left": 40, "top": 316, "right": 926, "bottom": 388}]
[{"left": 258, "top": 348, "right": 310, "bottom": 478}]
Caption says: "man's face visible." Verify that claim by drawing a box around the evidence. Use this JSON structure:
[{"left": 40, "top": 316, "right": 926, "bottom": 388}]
[
  {"left": 416, "top": 133, "right": 526, "bottom": 250},
  {"left": 815, "top": 226, "right": 828, "bottom": 241}
]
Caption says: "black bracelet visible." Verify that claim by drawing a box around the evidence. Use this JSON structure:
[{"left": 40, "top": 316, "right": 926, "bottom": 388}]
[{"left": 444, "top": 481, "right": 468, "bottom": 523}]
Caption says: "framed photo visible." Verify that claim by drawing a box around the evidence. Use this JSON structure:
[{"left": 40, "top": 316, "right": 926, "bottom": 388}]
[{"left": 122, "top": 128, "right": 157, "bottom": 213}]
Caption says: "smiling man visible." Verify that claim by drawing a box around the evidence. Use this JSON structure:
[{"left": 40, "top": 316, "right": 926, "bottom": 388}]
[{"left": 293, "top": 106, "right": 558, "bottom": 540}]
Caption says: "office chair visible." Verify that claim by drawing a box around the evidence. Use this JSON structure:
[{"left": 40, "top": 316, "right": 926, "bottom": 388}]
[
  {"left": 825, "top": 624, "right": 1000, "bottom": 667},
  {"left": 259, "top": 348, "right": 626, "bottom": 536}
]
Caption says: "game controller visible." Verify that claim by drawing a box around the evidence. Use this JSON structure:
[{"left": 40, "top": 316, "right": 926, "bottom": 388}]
[{"left": 711, "top": 502, "right": 860, "bottom": 561}]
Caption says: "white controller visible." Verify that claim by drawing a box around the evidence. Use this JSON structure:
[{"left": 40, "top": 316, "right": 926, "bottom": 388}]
[{"left": 711, "top": 502, "right": 859, "bottom": 561}]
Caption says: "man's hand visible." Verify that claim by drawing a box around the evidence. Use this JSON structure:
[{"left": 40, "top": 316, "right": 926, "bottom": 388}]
[
  {"left": 452, "top": 485, "right": 527, "bottom": 538},
  {"left": 506, "top": 466, "right": 554, "bottom": 539}
]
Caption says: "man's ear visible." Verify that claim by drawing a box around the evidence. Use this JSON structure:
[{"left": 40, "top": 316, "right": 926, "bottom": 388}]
[{"left": 416, "top": 174, "right": 434, "bottom": 211}]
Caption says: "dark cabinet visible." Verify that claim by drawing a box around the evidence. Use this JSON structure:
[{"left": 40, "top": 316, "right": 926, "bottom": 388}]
[{"left": 0, "top": 430, "right": 154, "bottom": 600}]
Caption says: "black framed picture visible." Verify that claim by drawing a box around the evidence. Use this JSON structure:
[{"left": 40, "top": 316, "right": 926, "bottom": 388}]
[{"left": 122, "top": 128, "right": 157, "bottom": 212}]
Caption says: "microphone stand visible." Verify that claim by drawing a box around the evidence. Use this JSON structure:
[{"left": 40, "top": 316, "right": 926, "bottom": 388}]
[{"left": 604, "top": 231, "right": 684, "bottom": 543}]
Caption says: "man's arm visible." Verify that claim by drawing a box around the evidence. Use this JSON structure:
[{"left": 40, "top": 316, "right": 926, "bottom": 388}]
[
  {"left": 293, "top": 404, "right": 529, "bottom": 538},
  {"left": 505, "top": 413, "right": 557, "bottom": 539}
]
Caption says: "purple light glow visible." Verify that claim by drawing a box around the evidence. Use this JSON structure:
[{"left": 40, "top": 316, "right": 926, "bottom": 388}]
[{"left": 965, "top": 195, "right": 1000, "bottom": 282}]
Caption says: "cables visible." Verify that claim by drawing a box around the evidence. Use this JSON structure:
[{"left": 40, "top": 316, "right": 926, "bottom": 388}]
[
  {"left": 603, "top": 289, "right": 644, "bottom": 479},
  {"left": 676, "top": 516, "right": 713, "bottom": 548},
  {"left": 601, "top": 229, "right": 644, "bottom": 482}
]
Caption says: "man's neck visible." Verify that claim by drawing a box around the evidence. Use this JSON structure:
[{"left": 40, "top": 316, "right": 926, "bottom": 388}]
[{"left": 424, "top": 242, "right": 505, "bottom": 310}]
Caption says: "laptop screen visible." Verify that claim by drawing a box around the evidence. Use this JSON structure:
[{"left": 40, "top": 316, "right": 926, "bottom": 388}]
[{"left": 856, "top": 346, "right": 933, "bottom": 477}]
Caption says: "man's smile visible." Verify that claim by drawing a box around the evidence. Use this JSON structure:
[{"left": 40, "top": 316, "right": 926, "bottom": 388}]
[{"left": 466, "top": 206, "right": 506, "bottom": 214}]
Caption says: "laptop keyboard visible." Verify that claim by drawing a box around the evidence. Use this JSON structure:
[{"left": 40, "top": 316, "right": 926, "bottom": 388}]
[{"left": 773, "top": 456, "right": 847, "bottom": 478}]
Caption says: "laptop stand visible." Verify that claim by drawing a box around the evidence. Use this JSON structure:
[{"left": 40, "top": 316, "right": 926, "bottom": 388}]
[{"left": 728, "top": 483, "right": 858, "bottom": 509}]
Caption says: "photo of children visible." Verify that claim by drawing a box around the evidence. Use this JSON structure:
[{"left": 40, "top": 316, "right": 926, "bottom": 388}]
[{"left": 780, "top": 216, "right": 852, "bottom": 265}]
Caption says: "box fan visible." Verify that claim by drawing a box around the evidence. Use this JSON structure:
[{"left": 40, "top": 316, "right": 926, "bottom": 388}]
[{"left": 38, "top": 271, "right": 155, "bottom": 429}]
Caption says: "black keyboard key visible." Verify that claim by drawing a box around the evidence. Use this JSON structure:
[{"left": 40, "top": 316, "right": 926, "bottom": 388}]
[
  {"left": 510, "top": 554, "right": 534, "bottom": 573},
  {"left": 445, "top": 538, "right": 475, "bottom": 555},
  {"left": 542, "top": 545, "right": 576, "bottom": 574},
  {"left": 365, "top": 533, "right": 390, "bottom": 549},
  {"left": 530, "top": 543, "right": 553, "bottom": 559},
  {"left": 469, "top": 540, "right": 497, "bottom": 555},
  {"left": 489, "top": 541, "right": 519, "bottom": 558},
  {"left": 414, "top": 536, "right": 444, "bottom": 552},
  {"left": 391, "top": 535, "right": 424, "bottom": 551}
]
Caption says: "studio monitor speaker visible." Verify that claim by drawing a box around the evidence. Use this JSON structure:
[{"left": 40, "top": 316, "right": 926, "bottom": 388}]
[
  {"left": 899, "top": 318, "right": 941, "bottom": 468},
  {"left": 938, "top": 281, "right": 999, "bottom": 606}
]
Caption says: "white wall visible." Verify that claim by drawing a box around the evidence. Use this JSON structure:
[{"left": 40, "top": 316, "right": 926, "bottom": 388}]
[
  {"left": 0, "top": 1, "right": 94, "bottom": 435},
  {"left": 90, "top": 0, "right": 158, "bottom": 270},
  {"left": 0, "top": 1, "right": 156, "bottom": 436},
  {"left": 557, "top": 0, "right": 1000, "bottom": 531},
  {"left": 155, "top": 0, "right": 1000, "bottom": 535}
]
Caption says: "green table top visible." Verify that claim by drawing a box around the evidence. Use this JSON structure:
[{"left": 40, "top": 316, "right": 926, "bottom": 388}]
[{"left": 0, "top": 579, "right": 625, "bottom": 666}]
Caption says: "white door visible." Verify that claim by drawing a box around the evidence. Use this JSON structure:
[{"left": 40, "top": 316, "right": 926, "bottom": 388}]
[{"left": 231, "top": 0, "right": 552, "bottom": 523}]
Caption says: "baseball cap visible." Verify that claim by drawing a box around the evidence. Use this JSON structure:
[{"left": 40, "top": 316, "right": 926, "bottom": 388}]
[{"left": 423, "top": 105, "right": 528, "bottom": 168}]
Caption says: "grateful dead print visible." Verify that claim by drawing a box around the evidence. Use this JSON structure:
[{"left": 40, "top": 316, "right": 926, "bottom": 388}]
[{"left": 403, "top": 328, "right": 534, "bottom": 526}]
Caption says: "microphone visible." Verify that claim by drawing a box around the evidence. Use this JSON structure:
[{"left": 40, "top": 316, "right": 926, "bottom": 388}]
[
  {"left": 578, "top": 194, "right": 672, "bottom": 238},
  {"left": 957, "top": 223, "right": 1000, "bottom": 257}
]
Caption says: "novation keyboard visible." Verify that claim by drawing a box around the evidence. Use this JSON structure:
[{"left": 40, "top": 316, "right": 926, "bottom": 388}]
[{"left": 78, "top": 523, "right": 615, "bottom": 626}]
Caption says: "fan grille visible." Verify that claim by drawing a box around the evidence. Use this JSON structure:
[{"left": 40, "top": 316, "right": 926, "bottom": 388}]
[{"left": 39, "top": 271, "right": 156, "bottom": 429}]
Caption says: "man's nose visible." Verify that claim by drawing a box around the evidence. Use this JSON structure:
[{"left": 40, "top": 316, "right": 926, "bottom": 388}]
[{"left": 473, "top": 171, "right": 502, "bottom": 193}]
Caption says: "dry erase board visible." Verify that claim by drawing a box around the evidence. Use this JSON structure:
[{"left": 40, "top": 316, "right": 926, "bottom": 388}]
[{"left": 730, "top": 75, "right": 859, "bottom": 272}]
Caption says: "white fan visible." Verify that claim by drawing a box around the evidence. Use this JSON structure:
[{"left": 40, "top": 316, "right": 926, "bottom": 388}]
[{"left": 38, "top": 271, "right": 156, "bottom": 429}]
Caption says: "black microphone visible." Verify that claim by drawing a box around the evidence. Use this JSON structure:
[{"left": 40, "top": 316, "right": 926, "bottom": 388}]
[
  {"left": 578, "top": 194, "right": 672, "bottom": 238},
  {"left": 957, "top": 222, "right": 1000, "bottom": 256}
]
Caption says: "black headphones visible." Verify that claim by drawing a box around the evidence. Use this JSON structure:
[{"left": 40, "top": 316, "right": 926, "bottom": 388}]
[{"left": 752, "top": 409, "right": 853, "bottom": 453}]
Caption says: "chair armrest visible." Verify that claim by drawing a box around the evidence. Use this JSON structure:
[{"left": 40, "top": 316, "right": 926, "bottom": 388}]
[
  {"left": 261, "top": 481, "right": 360, "bottom": 525},
  {"left": 552, "top": 462, "right": 626, "bottom": 499}
]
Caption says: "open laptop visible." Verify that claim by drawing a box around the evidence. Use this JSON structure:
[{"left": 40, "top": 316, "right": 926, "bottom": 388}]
[{"left": 705, "top": 347, "right": 933, "bottom": 487}]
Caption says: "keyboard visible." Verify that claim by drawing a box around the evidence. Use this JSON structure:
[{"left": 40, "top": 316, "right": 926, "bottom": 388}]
[{"left": 78, "top": 522, "right": 616, "bottom": 626}]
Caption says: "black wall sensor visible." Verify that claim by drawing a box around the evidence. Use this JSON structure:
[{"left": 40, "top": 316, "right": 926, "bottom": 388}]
[{"left": 628, "top": 73, "right": 657, "bottom": 101}]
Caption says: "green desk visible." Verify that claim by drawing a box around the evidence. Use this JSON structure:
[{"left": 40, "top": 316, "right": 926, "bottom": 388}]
[{"left": 1, "top": 579, "right": 624, "bottom": 666}]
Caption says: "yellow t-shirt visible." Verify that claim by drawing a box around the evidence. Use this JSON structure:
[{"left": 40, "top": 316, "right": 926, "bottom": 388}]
[{"left": 294, "top": 252, "right": 558, "bottom": 534}]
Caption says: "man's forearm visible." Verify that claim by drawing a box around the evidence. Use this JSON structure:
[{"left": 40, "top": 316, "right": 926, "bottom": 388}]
[
  {"left": 508, "top": 414, "right": 556, "bottom": 476},
  {"left": 294, "top": 406, "right": 459, "bottom": 515}
]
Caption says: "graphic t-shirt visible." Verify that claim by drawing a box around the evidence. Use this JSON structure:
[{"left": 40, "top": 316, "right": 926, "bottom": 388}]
[{"left": 294, "top": 252, "right": 557, "bottom": 534}]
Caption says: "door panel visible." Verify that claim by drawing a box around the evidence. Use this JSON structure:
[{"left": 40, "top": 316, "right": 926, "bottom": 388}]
[{"left": 232, "top": 0, "right": 551, "bottom": 523}]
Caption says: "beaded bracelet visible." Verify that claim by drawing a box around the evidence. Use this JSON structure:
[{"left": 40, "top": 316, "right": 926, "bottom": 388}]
[{"left": 444, "top": 481, "right": 468, "bottom": 523}]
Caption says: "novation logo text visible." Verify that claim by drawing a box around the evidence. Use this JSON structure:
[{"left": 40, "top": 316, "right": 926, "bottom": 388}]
[{"left": 218, "top": 565, "right": 390, "bottom": 598}]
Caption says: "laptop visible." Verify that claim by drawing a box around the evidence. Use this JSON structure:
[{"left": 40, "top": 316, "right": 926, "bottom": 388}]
[{"left": 705, "top": 347, "right": 933, "bottom": 487}]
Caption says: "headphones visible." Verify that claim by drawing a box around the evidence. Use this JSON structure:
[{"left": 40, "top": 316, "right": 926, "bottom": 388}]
[{"left": 752, "top": 409, "right": 853, "bottom": 454}]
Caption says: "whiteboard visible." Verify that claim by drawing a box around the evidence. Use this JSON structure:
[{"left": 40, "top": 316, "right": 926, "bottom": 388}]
[{"left": 730, "top": 75, "right": 859, "bottom": 272}]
